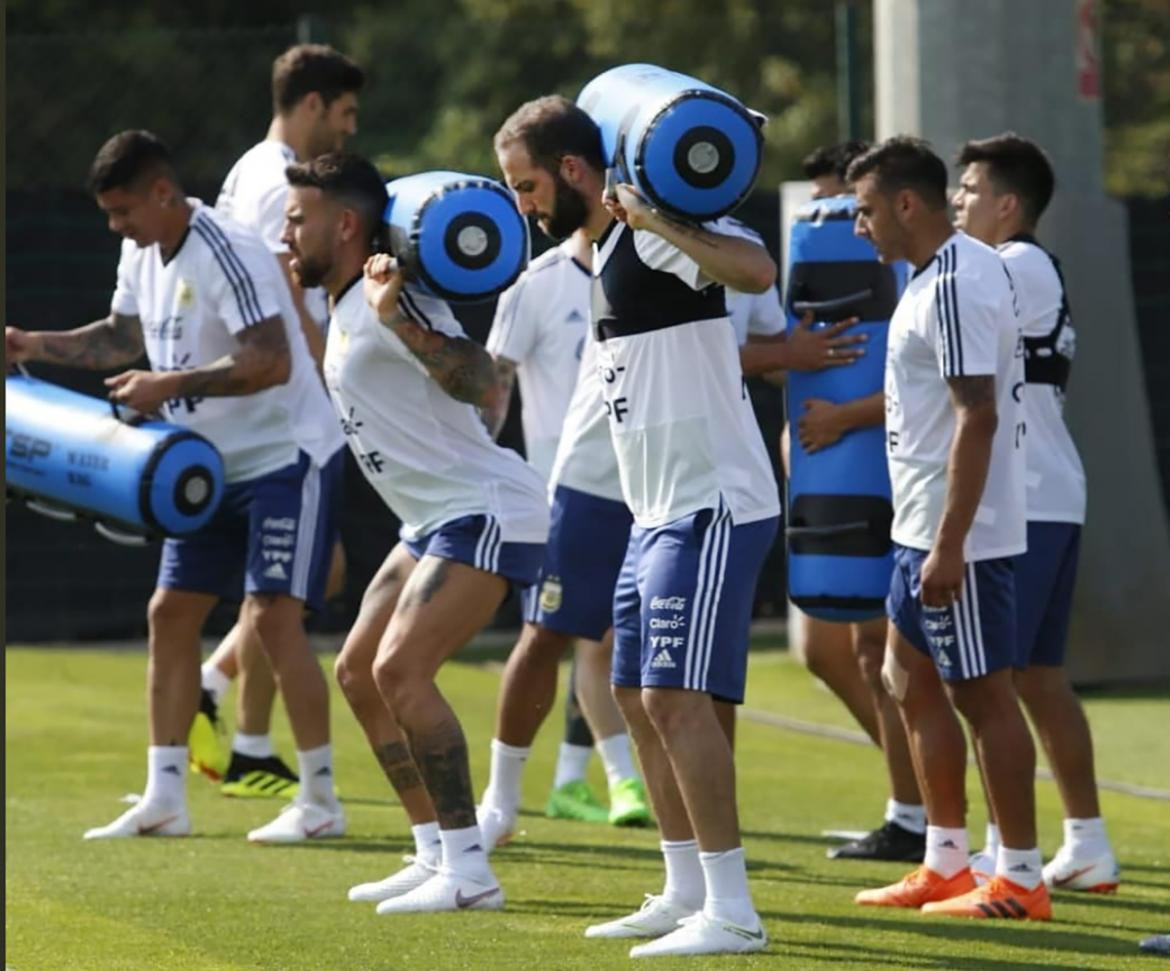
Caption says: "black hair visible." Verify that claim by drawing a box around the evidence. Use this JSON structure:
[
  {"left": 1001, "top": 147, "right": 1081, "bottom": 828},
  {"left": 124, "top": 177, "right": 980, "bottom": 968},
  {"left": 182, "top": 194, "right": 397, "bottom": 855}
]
[
  {"left": 802, "top": 139, "right": 871, "bottom": 180},
  {"left": 493, "top": 95, "right": 605, "bottom": 175},
  {"left": 285, "top": 151, "right": 387, "bottom": 247},
  {"left": 88, "top": 129, "right": 179, "bottom": 194},
  {"left": 273, "top": 44, "right": 365, "bottom": 114},
  {"left": 845, "top": 136, "right": 948, "bottom": 210},
  {"left": 956, "top": 132, "right": 1056, "bottom": 225}
]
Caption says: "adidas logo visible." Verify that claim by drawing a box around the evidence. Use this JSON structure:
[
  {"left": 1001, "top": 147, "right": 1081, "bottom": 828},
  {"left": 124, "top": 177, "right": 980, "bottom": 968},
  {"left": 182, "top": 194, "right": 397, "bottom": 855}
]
[
  {"left": 314, "top": 766, "right": 332, "bottom": 777},
  {"left": 650, "top": 649, "right": 676, "bottom": 670},
  {"left": 1009, "top": 863, "right": 1033, "bottom": 873},
  {"left": 464, "top": 843, "right": 483, "bottom": 853},
  {"left": 162, "top": 765, "right": 182, "bottom": 776},
  {"left": 938, "top": 840, "right": 959, "bottom": 849},
  {"left": 566, "top": 309, "right": 584, "bottom": 323},
  {"left": 263, "top": 561, "right": 288, "bottom": 580}
]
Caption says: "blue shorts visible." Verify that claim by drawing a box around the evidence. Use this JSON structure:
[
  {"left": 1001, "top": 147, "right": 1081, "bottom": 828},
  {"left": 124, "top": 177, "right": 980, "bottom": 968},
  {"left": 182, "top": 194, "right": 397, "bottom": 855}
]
[
  {"left": 1015, "top": 521, "right": 1080, "bottom": 668},
  {"left": 520, "top": 485, "right": 633, "bottom": 640},
  {"left": 887, "top": 542, "right": 1017, "bottom": 682},
  {"left": 612, "top": 504, "right": 779, "bottom": 704},
  {"left": 402, "top": 514, "right": 544, "bottom": 589},
  {"left": 158, "top": 448, "right": 343, "bottom": 611}
]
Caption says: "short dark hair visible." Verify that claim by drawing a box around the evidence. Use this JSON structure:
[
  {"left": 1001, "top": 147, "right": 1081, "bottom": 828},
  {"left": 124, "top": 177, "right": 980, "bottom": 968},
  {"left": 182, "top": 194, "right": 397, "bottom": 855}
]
[
  {"left": 802, "top": 139, "right": 871, "bottom": 180},
  {"left": 88, "top": 129, "right": 179, "bottom": 194},
  {"left": 494, "top": 95, "right": 605, "bottom": 175},
  {"left": 285, "top": 152, "right": 387, "bottom": 247},
  {"left": 272, "top": 44, "right": 365, "bottom": 114},
  {"left": 956, "top": 132, "right": 1055, "bottom": 225},
  {"left": 846, "top": 136, "right": 948, "bottom": 210}
]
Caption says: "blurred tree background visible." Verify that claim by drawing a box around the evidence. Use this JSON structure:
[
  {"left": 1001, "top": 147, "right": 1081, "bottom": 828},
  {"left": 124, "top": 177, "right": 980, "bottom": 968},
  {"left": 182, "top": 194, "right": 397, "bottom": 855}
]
[{"left": 6, "top": 0, "right": 1165, "bottom": 195}]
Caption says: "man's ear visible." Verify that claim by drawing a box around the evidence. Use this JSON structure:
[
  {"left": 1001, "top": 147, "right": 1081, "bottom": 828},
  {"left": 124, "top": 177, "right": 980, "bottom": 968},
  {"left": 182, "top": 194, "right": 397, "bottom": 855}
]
[
  {"left": 338, "top": 207, "right": 360, "bottom": 243},
  {"left": 997, "top": 191, "right": 1022, "bottom": 223},
  {"left": 560, "top": 154, "right": 583, "bottom": 186},
  {"left": 299, "top": 91, "right": 324, "bottom": 116},
  {"left": 151, "top": 176, "right": 175, "bottom": 207}
]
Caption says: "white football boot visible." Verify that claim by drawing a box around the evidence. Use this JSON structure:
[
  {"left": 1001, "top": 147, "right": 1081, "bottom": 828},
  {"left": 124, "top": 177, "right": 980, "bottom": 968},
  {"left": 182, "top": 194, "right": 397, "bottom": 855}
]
[
  {"left": 584, "top": 894, "right": 698, "bottom": 939},
  {"left": 374, "top": 866, "right": 503, "bottom": 914},
  {"left": 247, "top": 798, "right": 346, "bottom": 844},
  {"left": 628, "top": 912, "right": 768, "bottom": 958},
  {"left": 83, "top": 802, "right": 191, "bottom": 840},
  {"left": 348, "top": 855, "right": 440, "bottom": 902}
]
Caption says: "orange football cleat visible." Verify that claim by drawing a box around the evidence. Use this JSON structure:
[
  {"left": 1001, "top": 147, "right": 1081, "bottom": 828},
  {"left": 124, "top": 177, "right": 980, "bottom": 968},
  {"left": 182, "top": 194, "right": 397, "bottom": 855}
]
[
  {"left": 921, "top": 875, "right": 1052, "bottom": 920},
  {"left": 855, "top": 865, "right": 976, "bottom": 908}
]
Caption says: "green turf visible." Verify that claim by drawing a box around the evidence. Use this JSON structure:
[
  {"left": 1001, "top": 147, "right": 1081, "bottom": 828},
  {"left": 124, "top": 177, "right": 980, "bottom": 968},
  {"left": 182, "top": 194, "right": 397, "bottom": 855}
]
[{"left": 5, "top": 645, "right": 1169, "bottom": 970}]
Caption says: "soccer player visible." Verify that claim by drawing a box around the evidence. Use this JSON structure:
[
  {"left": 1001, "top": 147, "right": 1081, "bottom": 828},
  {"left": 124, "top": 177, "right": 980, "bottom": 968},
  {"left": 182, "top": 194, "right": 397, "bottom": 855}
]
[
  {"left": 951, "top": 132, "right": 1119, "bottom": 892},
  {"left": 791, "top": 140, "right": 928, "bottom": 863},
  {"left": 847, "top": 137, "right": 1050, "bottom": 919},
  {"left": 6, "top": 130, "right": 345, "bottom": 843},
  {"left": 189, "top": 43, "right": 365, "bottom": 799},
  {"left": 481, "top": 227, "right": 651, "bottom": 829},
  {"left": 494, "top": 95, "right": 780, "bottom": 957},
  {"left": 280, "top": 152, "right": 549, "bottom": 913}
]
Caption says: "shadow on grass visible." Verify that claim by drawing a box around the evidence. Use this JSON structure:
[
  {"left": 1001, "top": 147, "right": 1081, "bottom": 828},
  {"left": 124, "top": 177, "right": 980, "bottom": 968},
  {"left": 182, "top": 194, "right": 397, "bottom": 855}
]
[{"left": 1052, "top": 890, "right": 1170, "bottom": 918}]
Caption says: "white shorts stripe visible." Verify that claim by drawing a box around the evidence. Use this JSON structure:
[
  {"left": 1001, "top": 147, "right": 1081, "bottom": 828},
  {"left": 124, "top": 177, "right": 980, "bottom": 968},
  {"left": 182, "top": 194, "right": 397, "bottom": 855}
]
[
  {"left": 291, "top": 459, "right": 321, "bottom": 600},
  {"left": 683, "top": 513, "right": 719, "bottom": 690},
  {"left": 474, "top": 516, "right": 493, "bottom": 572},
  {"left": 698, "top": 509, "right": 733, "bottom": 690},
  {"left": 965, "top": 563, "right": 987, "bottom": 676},
  {"left": 952, "top": 575, "right": 974, "bottom": 679}
]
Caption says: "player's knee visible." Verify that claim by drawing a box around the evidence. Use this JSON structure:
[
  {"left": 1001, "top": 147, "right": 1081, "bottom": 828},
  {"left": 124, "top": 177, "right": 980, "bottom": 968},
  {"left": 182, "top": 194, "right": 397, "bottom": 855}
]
[
  {"left": 371, "top": 643, "right": 415, "bottom": 709},
  {"left": 146, "top": 589, "right": 194, "bottom": 637},
  {"left": 641, "top": 688, "right": 694, "bottom": 736},
  {"left": 334, "top": 649, "right": 366, "bottom": 699},
  {"left": 948, "top": 674, "right": 1017, "bottom": 728},
  {"left": 880, "top": 648, "right": 909, "bottom": 704}
]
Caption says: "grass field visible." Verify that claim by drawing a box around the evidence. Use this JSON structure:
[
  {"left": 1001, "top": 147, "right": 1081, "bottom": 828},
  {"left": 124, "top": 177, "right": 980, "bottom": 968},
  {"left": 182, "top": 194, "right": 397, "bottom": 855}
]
[{"left": 6, "top": 643, "right": 1169, "bottom": 970}]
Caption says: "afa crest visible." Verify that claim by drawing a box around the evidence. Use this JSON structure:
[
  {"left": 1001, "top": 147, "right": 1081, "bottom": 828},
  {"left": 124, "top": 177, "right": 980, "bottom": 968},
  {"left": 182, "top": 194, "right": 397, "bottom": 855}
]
[
  {"left": 176, "top": 279, "right": 196, "bottom": 309},
  {"left": 539, "top": 575, "right": 563, "bottom": 613}
]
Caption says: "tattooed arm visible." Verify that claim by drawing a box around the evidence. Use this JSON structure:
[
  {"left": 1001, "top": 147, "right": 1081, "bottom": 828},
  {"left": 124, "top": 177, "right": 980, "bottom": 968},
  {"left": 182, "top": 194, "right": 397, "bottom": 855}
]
[
  {"left": 382, "top": 310, "right": 499, "bottom": 410},
  {"left": 6, "top": 313, "right": 144, "bottom": 369},
  {"left": 920, "top": 374, "right": 998, "bottom": 606},
  {"left": 105, "top": 315, "right": 290, "bottom": 412},
  {"left": 481, "top": 356, "right": 516, "bottom": 439},
  {"left": 604, "top": 183, "right": 776, "bottom": 293}
]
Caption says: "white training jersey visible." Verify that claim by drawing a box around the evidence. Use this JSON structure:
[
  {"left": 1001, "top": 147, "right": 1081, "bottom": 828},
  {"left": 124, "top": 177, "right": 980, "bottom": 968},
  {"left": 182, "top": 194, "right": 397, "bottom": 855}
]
[
  {"left": 486, "top": 239, "right": 591, "bottom": 481},
  {"left": 110, "top": 201, "right": 342, "bottom": 482},
  {"left": 322, "top": 281, "right": 549, "bottom": 542},
  {"left": 592, "top": 218, "right": 781, "bottom": 529},
  {"left": 216, "top": 140, "right": 330, "bottom": 328},
  {"left": 721, "top": 221, "right": 786, "bottom": 346},
  {"left": 997, "top": 238, "right": 1086, "bottom": 525},
  {"left": 884, "top": 231, "right": 1026, "bottom": 560}
]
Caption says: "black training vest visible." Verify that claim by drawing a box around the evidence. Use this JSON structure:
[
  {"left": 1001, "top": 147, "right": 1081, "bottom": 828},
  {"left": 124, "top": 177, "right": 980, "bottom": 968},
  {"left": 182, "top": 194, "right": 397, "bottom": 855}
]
[
  {"left": 1010, "top": 233, "right": 1073, "bottom": 392},
  {"left": 592, "top": 221, "right": 726, "bottom": 341}
]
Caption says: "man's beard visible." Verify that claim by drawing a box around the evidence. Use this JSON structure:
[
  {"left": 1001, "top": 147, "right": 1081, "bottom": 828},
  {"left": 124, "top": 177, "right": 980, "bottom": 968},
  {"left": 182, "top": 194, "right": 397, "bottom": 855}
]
[
  {"left": 541, "top": 174, "right": 588, "bottom": 240},
  {"left": 292, "top": 253, "right": 330, "bottom": 289}
]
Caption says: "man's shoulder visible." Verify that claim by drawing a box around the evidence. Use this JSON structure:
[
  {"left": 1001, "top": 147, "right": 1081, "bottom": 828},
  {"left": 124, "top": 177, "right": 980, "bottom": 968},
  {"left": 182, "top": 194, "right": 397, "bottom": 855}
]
[{"left": 230, "top": 141, "right": 296, "bottom": 179}]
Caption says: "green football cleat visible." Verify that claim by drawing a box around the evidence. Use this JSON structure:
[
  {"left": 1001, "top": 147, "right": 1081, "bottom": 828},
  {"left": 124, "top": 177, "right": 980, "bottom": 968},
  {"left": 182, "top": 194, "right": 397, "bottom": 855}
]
[
  {"left": 188, "top": 688, "right": 229, "bottom": 782},
  {"left": 608, "top": 777, "right": 652, "bottom": 827},
  {"left": 545, "top": 780, "right": 610, "bottom": 823},
  {"left": 220, "top": 751, "right": 299, "bottom": 800}
]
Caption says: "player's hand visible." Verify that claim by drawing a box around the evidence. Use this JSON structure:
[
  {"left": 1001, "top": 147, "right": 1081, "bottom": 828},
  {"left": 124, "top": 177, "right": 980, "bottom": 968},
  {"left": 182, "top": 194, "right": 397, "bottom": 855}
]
[
  {"left": 604, "top": 183, "right": 655, "bottom": 231},
  {"left": 798, "top": 398, "right": 846, "bottom": 453},
  {"left": 786, "top": 312, "right": 866, "bottom": 371},
  {"left": 6, "top": 326, "right": 42, "bottom": 366},
  {"left": 105, "top": 369, "right": 172, "bottom": 414},
  {"left": 363, "top": 253, "right": 407, "bottom": 323},
  {"left": 919, "top": 542, "right": 965, "bottom": 607}
]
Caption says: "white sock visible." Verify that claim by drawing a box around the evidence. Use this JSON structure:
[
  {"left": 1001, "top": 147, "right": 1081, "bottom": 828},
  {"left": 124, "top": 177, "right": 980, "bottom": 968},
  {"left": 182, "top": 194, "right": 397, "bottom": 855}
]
[
  {"left": 1063, "top": 817, "right": 1109, "bottom": 857},
  {"left": 483, "top": 739, "right": 529, "bottom": 816},
  {"left": 597, "top": 733, "right": 638, "bottom": 788},
  {"left": 200, "top": 662, "right": 232, "bottom": 706},
  {"left": 142, "top": 745, "right": 187, "bottom": 809},
  {"left": 233, "top": 732, "right": 274, "bottom": 759},
  {"left": 297, "top": 744, "right": 338, "bottom": 807},
  {"left": 553, "top": 742, "right": 593, "bottom": 789},
  {"left": 411, "top": 821, "right": 441, "bottom": 864},
  {"left": 661, "top": 839, "right": 705, "bottom": 910},
  {"left": 997, "top": 845, "right": 1044, "bottom": 889},
  {"left": 884, "top": 798, "right": 926, "bottom": 835},
  {"left": 983, "top": 822, "right": 1002, "bottom": 857},
  {"left": 699, "top": 847, "right": 758, "bottom": 926},
  {"left": 924, "top": 825, "right": 969, "bottom": 878},
  {"left": 440, "top": 825, "right": 493, "bottom": 881}
]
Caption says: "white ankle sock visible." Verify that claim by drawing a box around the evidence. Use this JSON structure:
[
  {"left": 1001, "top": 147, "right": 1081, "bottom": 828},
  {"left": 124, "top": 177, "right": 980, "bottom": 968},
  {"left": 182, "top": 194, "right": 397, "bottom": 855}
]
[
  {"left": 553, "top": 742, "right": 593, "bottom": 789},
  {"left": 596, "top": 733, "right": 638, "bottom": 788},
  {"left": 699, "top": 847, "right": 757, "bottom": 926},
  {"left": 483, "top": 739, "right": 529, "bottom": 815},
  {"left": 297, "top": 744, "right": 337, "bottom": 806},
  {"left": 411, "top": 821, "right": 441, "bottom": 864},
  {"left": 142, "top": 745, "right": 187, "bottom": 809},
  {"left": 233, "top": 732, "right": 274, "bottom": 759},
  {"left": 884, "top": 798, "right": 926, "bottom": 835},
  {"left": 984, "top": 822, "right": 1002, "bottom": 857},
  {"left": 924, "top": 825, "right": 969, "bottom": 878},
  {"left": 1064, "top": 817, "right": 1109, "bottom": 856},
  {"left": 997, "top": 845, "right": 1044, "bottom": 889},
  {"left": 440, "top": 824, "right": 493, "bottom": 880},
  {"left": 661, "top": 839, "right": 704, "bottom": 910},
  {"left": 200, "top": 662, "right": 232, "bottom": 706}
]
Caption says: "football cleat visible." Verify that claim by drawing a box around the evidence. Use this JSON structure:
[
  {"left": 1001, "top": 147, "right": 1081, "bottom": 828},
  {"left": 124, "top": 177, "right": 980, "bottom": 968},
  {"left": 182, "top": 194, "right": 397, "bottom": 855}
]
[
  {"left": 1043, "top": 846, "right": 1120, "bottom": 893},
  {"left": 584, "top": 894, "right": 698, "bottom": 939},
  {"left": 828, "top": 821, "right": 926, "bottom": 862},
  {"left": 188, "top": 688, "right": 229, "bottom": 782},
  {"left": 546, "top": 780, "right": 609, "bottom": 824},
  {"left": 83, "top": 802, "right": 191, "bottom": 840},
  {"left": 921, "top": 875, "right": 1052, "bottom": 920},
  {"left": 374, "top": 867, "right": 503, "bottom": 914},
  {"left": 221, "top": 751, "right": 299, "bottom": 800},
  {"left": 608, "top": 778, "right": 652, "bottom": 827},
  {"left": 969, "top": 849, "right": 997, "bottom": 886},
  {"left": 247, "top": 799, "right": 345, "bottom": 844},
  {"left": 476, "top": 804, "right": 516, "bottom": 852},
  {"left": 628, "top": 912, "right": 767, "bottom": 958},
  {"left": 348, "top": 855, "right": 440, "bottom": 902},
  {"left": 855, "top": 865, "right": 976, "bottom": 908}
]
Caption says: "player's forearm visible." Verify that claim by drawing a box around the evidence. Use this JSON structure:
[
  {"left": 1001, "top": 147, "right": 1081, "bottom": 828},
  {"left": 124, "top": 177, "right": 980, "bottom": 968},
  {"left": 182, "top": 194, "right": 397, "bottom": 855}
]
[
  {"left": 35, "top": 315, "right": 144, "bottom": 369},
  {"left": 482, "top": 359, "right": 516, "bottom": 439},
  {"left": 837, "top": 392, "right": 885, "bottom": 431},
  {"left": 643, "top": 211, "right": 776, "bottom": 293},
  {"left": 169, "top": 348, "right": 290, "bottom": 398},
  {"left": 935, "top": 407, "right": 997, "bottom": 553},
  {"left": 384, "top": 310, "right": 496, "bottom": 407},
  {"left": 739, "top": 340, "right": 792, "bottom": 376}
]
